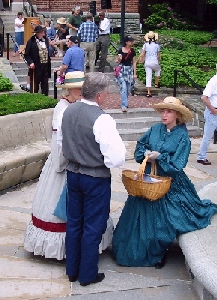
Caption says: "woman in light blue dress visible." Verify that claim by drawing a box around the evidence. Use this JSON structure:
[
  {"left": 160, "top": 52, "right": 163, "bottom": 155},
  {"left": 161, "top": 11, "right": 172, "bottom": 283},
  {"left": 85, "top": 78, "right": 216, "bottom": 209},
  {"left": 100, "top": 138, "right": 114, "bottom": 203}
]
[{"left": 112, "top": 97, "right": 217, "bottom": 268}]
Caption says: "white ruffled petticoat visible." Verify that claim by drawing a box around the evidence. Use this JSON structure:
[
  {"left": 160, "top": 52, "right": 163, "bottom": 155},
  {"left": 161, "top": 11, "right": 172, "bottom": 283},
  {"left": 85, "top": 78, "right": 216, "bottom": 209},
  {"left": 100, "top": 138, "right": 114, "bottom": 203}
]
[{"left": 24, "top": 99, "right": 114, "bottom": 260}]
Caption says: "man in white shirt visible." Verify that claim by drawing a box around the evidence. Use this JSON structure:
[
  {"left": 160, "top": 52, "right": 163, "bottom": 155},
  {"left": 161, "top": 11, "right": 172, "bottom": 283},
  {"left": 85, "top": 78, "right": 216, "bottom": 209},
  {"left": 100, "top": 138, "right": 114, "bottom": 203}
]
[
  {"left": 61, "top": 72, "right": 126, "bottom": 286},
  {"left": 95, "top": 11, "right": 110, "bottom": 73},
  {"left": 197, "top": 74, "right": 217, "bottom": 165}
]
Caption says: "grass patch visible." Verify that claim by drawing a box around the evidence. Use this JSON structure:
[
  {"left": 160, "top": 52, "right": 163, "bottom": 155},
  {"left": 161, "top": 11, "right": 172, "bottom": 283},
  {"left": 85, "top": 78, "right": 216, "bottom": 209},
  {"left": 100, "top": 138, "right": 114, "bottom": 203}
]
[{"left": 0, "top": 93, "right": 57, "bottom": 116}]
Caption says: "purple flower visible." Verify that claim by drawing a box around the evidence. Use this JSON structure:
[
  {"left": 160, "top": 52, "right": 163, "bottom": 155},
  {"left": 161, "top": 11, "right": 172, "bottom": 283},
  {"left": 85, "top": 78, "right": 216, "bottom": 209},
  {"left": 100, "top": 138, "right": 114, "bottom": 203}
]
[{"left": 167, "top": 7, "right": 172, "bottom": 10}]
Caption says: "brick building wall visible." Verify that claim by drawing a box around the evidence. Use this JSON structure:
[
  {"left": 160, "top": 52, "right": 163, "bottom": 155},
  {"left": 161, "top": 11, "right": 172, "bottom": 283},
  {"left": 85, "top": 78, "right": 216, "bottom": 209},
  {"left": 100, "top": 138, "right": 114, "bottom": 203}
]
[{"left": 35, "top": 0, "right": 139, "bottom": 13}]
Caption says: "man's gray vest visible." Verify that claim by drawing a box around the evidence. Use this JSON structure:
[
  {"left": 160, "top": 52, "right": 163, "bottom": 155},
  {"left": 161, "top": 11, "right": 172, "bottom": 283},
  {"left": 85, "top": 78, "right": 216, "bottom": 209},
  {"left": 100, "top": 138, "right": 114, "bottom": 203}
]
[{"left": 62, "top": 101, "right": 110, "bottom": 178}]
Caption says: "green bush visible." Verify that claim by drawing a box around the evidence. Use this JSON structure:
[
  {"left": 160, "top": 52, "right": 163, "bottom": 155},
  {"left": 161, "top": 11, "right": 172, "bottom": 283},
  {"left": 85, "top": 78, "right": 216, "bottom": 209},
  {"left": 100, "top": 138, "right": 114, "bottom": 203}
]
[
  {"left": 0, "top": 93, "right": 57, "bottom": 116},
  {"left": 0, "top": 73, "right": 13, "bottom": 92},
  {"left": 144, "top": 3, "right": 200, "bottom": 30}
]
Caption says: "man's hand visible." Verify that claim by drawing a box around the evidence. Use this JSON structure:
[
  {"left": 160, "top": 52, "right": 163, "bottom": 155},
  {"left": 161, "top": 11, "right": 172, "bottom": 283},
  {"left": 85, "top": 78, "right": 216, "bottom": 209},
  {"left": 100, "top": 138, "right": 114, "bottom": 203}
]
[
  {"left": 30, "top": 63, "right": 35, "bottom": 69},
  {"left": 210, "top": 106, "right": 217, "bottom": 115}
]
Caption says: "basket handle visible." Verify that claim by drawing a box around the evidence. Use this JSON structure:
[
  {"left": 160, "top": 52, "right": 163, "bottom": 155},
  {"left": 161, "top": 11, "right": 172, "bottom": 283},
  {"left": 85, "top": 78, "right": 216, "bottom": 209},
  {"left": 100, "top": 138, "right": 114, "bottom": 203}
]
[{"left": 137, "top": 156, "right": 157, "bottom": 180}]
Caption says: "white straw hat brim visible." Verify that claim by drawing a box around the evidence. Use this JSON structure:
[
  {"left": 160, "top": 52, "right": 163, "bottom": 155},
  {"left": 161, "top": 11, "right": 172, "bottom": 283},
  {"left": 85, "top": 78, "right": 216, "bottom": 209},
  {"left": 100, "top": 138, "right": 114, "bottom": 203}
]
[{"left": 152, "top": 102, "right": 193, "bottom": 123}]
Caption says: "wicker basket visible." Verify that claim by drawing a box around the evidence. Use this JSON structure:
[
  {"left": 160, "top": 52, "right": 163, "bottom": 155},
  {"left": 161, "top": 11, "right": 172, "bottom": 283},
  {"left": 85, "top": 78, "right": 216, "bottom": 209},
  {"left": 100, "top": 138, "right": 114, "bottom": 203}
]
[{"left": 122, "top": 156, "right": 172, "bottom": 201}]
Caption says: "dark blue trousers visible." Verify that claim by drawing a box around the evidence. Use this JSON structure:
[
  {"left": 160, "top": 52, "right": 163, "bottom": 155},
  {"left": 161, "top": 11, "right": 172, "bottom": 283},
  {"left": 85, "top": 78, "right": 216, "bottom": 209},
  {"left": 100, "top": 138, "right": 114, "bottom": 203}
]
[{"left": 66, "top": 171, "right": 111, "bottom": 283}]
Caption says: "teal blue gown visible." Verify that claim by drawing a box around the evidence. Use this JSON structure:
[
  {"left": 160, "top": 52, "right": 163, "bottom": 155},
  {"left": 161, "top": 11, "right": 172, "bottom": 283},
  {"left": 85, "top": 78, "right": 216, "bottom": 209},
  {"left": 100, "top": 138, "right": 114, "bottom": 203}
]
[{"left": 112, "top": 123, "right": 217, "bottom": 267}]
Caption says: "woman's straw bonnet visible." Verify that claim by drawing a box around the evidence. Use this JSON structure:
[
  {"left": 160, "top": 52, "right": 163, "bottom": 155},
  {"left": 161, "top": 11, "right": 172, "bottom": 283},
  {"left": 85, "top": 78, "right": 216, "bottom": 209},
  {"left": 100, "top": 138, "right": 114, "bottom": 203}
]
[
  {"left": 145, "top": 31, "right": 159, "bottom": 42},
  {"left": 57, "top": 71, "right": 85, "bottom": 89},
  {"left": 152, "top": 97, "right": 193, "bottom": 123}
]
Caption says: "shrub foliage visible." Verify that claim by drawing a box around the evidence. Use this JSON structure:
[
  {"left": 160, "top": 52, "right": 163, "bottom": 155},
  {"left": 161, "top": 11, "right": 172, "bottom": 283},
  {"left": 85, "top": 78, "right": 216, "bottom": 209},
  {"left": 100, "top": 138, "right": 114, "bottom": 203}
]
[
  {"left": 0, "top": 73, "right": 13, "bottom": 92},
  {"left": 0, "top": 93, "right": 57, "bottom": 116}
]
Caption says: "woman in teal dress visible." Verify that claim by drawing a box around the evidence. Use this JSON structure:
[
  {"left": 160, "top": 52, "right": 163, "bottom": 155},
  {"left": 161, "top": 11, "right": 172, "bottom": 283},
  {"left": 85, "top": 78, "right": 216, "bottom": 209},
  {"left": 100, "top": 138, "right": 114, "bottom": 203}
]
[{"left": 112, "top": 96, "right": 217, "bottom": 268}]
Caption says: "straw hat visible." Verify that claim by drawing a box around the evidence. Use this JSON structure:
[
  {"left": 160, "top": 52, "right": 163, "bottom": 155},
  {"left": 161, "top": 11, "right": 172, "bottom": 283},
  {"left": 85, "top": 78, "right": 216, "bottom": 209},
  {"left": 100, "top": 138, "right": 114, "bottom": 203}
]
[
  {"left": 144, "top": 31, "right": 159, "bottom": 42},
  {"left": 57, "top": 71, "right": 85, "bottom": 89},
  {"left": 152, "top": 97, "right": 193, "bottom": 123},
  {"left": 57, "top": 17, "right": 67, "bottom": 25}
]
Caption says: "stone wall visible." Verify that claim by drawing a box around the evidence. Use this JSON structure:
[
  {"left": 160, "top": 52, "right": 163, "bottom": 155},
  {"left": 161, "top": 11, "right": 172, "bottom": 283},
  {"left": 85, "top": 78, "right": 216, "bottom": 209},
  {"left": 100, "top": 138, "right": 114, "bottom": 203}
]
[
  {"left": 44, "top": 12, "right": 140, "bottom": 32},
  {"left": 34, "top": 0, "right": 138, "bottom": 13}
]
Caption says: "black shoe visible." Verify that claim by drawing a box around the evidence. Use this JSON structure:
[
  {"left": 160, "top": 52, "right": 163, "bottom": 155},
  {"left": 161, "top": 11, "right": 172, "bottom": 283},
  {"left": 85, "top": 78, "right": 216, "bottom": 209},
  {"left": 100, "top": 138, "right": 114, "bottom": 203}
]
[
  {"left": 154, "top": 254, "right": 166, "bottom": 269},
  {"left": 20, "top": 84, "right": 26, "bottom": 91},
  {"left": 80, "top": 273, "right": 105, "bottom": 286},
  {"left": 197, "top": 159, "right": 211, "bottom": 165},
  {"left": 25, "top": 87, "right": 30, "bottom": 92},
  {"left": 68, "top": 275, "right": 78, "bottom": 282}
]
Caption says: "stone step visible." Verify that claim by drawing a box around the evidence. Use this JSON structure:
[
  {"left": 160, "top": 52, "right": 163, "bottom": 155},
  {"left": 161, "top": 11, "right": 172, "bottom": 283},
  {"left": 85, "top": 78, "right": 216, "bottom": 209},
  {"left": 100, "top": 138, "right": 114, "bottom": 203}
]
[
  {"left": 117, "top": 125, "right": 202, "bottom": 141},
  {"left": 106, "top": 108, "right": 158, "bottom": 119},
  {"left": 116, "top": 116, "right": 160, "bottom": 129},
  {"left": 13, "top": 66, "right": 114, "bottom": 77}
]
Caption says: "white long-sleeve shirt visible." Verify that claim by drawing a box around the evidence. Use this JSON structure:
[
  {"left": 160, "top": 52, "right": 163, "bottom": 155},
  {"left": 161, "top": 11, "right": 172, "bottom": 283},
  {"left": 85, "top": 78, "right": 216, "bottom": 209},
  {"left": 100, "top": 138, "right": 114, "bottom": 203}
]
[{"left": 57, "top": 99, "right": 126, "bottom": 168}]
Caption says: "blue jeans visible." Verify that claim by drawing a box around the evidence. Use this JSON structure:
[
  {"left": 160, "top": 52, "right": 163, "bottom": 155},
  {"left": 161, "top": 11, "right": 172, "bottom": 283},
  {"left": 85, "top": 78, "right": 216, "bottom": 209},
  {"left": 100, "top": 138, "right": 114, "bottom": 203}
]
[
  {"left": 197, "top": 107, "right": 217, "bottom": 160},
  {"left": 14, "top": 32, "right": 24, "bottom": 52},
  {"left": 65, "top": 171, "right": 111, "bottom": 283},
  {"left": 120, "top": 80, "right": 131, "bottom": 109}
]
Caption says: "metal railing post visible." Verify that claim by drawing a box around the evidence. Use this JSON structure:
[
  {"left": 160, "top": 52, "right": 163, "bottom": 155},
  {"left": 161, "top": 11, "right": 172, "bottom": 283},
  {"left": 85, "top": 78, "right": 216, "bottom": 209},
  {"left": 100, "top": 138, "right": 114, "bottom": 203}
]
[
  {"left": 173, "top": 70, "right": 177, "bottom": 97},
  {"left": 214, "top": 129, "right": 217, "bottom": 144},
  {"left": 6, "top": 33, "right": 10, "bottom": 60},
  {"left": 54, "top": 71, "right": 57, "bottom": 99}
]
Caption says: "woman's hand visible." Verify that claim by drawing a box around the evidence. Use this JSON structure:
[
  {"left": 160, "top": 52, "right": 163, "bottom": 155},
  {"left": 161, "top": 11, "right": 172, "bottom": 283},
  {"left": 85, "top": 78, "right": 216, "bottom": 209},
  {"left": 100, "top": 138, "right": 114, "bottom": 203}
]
[
  {"left": 116, "top": 54, "right": 122, "bottom": 63},
  {"left": 148, "top": 151, "right": 160, "bottom": 162}
]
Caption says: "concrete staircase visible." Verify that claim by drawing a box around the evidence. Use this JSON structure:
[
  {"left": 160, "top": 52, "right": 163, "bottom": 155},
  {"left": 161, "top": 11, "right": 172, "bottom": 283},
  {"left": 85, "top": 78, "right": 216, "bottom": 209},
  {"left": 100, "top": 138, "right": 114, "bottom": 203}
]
[
  {"left": 11, "top": 59, "right": 114, "bottom": 98},
  {"left": 106, "top": 108, "right": 202, "bottom": 141}
]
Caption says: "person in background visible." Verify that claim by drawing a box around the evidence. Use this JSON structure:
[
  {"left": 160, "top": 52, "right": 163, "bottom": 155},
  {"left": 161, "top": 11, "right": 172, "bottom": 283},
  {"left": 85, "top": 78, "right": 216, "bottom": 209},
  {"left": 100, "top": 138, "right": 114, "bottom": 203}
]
[
  {"left": 44, "top": 18, "right": 56, "bottom": 56},
  {"left": 56, "top": 35, "right": 84, "bottom": 77},
  {"left": 24, "top": 25, "right": 51, "bottom": 95},
  {"left": 67, "top": 6, "right": 82, "bottom": 36},
  {"left": 112, "top": 96, "right": 217, "bottom": 269},
  {"left": 13, "top": 12, "right": 24, "bottom": 57},
  {"left": 78, "top": 13, "right": 98, "bottom": 73},
  {"left": 61, "top": 72, "right": 126, "bottom": 286},
  {"left": 0, "top": 0, "right": 5, "bottom": 11},
  {"left": 54, "top": 18, "right": 69, "bottom": 57},
  {"left": 115, "top": 35, "right": 137, "bottom": 113},
  {"left": 139, "top": 31, "right": 161, "bottom": 98},
  {"left": 19, "top": 19, "right": 41, "bottom": 92},
  {"left": 197, "top": 74, "right": 217, "bottom": 165},
  {"left": 95, "top": 11, "right": 110, "bottom": 73}
]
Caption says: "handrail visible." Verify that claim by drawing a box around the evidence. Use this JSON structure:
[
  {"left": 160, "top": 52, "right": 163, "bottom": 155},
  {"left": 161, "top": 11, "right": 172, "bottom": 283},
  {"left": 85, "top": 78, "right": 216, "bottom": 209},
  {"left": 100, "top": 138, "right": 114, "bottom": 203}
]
[
  {"left": 110, "top": 41, "right": 119, "bottom": 52},
  {"left": 6, "top": 32, "right": 29, "bottom": 65},
  {"left": 0, "top": 18, "right": 4, "bottom": 57},
  {"left": 54, "top": 71, "right": 57, "bottom": 99},
  {"left": 173, "top": 70, "right": 217, "bottom": 144},
  {"left": 173, "top": 70, "right": 203, "bottom": 97}
]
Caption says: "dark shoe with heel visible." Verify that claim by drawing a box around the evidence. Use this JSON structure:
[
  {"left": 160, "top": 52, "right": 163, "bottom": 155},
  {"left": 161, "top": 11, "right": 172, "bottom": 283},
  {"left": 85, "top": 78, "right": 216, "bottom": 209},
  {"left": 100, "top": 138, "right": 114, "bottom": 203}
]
[
  {"left": 80, "top": 273, "right": 105, "bottom": 286},
  {"left": 68, "top": 275, "right": 78, "bottom": 282},
  {"left": 155, "top": 83, "right": 160, "bottom": 88},
  {"left": 197, "top": 159, "right": 211, "bottom": 165},
  {"left": 154, "top": 253, "right": 167, "bottom": 269}
]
